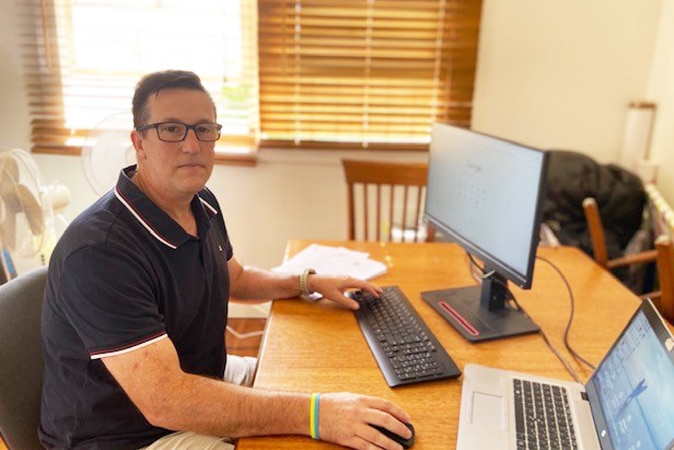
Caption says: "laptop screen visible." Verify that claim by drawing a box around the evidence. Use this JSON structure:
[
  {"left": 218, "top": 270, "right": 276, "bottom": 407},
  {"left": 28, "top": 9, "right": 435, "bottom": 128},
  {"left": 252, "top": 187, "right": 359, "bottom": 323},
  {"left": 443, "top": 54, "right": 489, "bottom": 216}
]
[{"left": 586, "top": 300, "right": 674, "bottom": 450}]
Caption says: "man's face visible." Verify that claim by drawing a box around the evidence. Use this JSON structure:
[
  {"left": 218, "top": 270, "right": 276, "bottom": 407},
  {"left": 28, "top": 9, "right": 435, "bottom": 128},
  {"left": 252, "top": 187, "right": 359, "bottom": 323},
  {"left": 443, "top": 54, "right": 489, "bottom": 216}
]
[{"left": 131, "top": 88, "right": 216, "bottom": 200}]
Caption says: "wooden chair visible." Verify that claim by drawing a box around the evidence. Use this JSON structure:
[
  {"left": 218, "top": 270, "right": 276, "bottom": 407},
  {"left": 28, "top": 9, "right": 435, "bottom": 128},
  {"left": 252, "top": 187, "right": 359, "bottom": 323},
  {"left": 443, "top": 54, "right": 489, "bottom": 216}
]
[
  {"left": 341, "top": 159, "right": 434, "bottom": 242},
  {"left": 582, "top": 197, "right": 657, "bottom": 271},
  {"left": 654, "top": 235, "right": 674, "bottom": 324},
  {"left": 583, "top": 197, "right": 674, "bottom": 325}
]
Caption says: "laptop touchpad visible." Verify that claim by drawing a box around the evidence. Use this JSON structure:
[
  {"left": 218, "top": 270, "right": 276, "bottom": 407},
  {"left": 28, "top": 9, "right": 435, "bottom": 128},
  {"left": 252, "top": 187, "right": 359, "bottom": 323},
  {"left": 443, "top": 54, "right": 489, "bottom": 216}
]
[{"left": 470, "top": 391, "right": 508, "bottom": 430}]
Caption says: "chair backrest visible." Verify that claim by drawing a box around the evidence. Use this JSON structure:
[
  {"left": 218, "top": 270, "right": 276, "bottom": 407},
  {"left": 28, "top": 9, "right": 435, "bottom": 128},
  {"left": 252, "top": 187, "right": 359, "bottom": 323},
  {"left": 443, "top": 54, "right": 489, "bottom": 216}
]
[
  {"left": 582, "top": 197, "right": 657, "bottom": 270},
  {"left": 583, "top": 196, "right": 674, "bottom": 322},
  {"left": 0, "top": 266, "right": 48, "bottom": 450},
  {"left": 655, "top": 235, "right": 674, "bottom": 324},
  {"left": 341, "top": 159, "right": 434, "bottom": 242}
]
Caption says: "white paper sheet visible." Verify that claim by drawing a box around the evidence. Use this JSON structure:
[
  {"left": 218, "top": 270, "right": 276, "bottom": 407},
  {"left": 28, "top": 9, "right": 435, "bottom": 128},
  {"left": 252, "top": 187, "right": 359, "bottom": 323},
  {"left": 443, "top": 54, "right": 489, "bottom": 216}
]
[{"left": 271, "top": 243, "right": 387, "bottom": 280}]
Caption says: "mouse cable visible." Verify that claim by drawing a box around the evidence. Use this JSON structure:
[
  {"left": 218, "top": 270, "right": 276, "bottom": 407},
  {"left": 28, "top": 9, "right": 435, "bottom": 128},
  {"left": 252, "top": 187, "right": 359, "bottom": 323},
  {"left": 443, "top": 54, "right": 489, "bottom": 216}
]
[{"left": 536, "top": 255, "right": 596, "bottom": 372}]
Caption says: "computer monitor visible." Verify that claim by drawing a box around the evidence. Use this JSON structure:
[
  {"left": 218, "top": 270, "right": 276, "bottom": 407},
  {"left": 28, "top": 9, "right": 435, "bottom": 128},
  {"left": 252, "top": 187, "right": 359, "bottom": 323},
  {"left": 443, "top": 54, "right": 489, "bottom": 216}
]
[{"left": 421, "top": 123, "right": 549, "bottom": 342}]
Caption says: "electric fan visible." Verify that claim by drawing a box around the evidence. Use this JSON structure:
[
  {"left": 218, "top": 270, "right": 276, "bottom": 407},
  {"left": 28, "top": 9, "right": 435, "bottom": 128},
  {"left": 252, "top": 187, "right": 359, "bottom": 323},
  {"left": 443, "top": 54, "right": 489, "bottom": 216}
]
[
  {"left": 81, "top": 113, "right": 136, "bottom": 196},
  {"left": 0, "top": 149, "right": 70, "bottom": 282}
]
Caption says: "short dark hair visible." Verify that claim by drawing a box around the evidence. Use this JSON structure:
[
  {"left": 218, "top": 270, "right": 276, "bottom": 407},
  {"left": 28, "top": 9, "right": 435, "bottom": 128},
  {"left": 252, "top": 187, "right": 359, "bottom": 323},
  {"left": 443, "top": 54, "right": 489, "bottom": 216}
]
[{"left": 132, "top": 70, "right": 216, "bottom": 129}]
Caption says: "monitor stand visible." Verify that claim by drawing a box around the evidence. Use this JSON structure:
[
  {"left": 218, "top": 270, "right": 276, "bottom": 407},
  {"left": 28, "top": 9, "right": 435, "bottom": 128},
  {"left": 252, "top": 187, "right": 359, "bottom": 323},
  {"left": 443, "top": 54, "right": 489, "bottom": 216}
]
[{"left": 422, "top": 274, "right": 539, "bottom": 342}]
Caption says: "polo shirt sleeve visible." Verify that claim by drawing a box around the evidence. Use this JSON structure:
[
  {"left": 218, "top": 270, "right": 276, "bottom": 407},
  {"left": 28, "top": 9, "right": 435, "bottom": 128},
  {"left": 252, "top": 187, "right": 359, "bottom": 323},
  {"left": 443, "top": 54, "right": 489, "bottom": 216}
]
[{"left": 57, "top": 243, "right": 166, "bottom": 360}]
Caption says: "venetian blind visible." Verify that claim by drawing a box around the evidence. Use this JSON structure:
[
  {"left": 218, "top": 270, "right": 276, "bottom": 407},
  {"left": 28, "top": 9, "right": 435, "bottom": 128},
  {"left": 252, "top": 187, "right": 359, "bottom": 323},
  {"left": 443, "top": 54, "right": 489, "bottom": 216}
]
[
  {"left": 20, "top": 0, "right": 259, "bottom": 162},
  {"left": 258, "top": 0, "right": 483, "bottom": 150}
]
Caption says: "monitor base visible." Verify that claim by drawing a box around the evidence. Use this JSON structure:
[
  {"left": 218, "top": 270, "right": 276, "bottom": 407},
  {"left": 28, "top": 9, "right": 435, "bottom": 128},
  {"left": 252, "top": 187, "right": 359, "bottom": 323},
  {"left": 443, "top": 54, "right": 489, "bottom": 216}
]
[{"left": 422, "top": 286, "right": 539, "bottom": 342}]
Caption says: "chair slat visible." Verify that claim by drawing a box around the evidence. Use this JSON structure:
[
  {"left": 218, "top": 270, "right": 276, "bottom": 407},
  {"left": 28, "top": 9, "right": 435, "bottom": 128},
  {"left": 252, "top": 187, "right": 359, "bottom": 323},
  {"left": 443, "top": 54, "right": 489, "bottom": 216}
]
[
  {"left": 656, "top": 236, "right": 674, "bottom": 324},
  {"left": 342, "top": 159, "right": 433, "bottom": 243}
]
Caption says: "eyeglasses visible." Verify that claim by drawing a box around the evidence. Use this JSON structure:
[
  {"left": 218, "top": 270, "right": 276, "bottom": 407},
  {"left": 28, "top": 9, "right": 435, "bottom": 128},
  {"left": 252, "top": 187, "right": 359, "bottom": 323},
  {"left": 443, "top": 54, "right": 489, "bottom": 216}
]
[{"left": 136, "top": 122, "right": 223, "bottom": 142}]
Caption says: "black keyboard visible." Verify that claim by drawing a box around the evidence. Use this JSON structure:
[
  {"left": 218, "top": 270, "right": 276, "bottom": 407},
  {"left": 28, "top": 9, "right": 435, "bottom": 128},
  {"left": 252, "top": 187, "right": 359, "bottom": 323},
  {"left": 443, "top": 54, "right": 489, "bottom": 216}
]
[
  {"left": 513, "top": 378, "right": 578, "bottom": 450},
  {"left": 349, "top": 285, "right": 461, "bottom": 387}
]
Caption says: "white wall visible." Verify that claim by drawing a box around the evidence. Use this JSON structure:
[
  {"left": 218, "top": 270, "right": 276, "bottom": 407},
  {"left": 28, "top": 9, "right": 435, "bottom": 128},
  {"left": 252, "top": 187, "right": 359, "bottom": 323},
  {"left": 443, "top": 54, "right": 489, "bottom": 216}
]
[
  {"left": 646, "top": 0, "right": 674, "bottom": 214},
  {"left": 472, "top": 0, "right": 662, "bottom": 162},
  {"left": 472, "top": 0, "right": 674, "bottom": 207},
  {"left": 2, "top": 0, "right": 674, "bottom": 288}
]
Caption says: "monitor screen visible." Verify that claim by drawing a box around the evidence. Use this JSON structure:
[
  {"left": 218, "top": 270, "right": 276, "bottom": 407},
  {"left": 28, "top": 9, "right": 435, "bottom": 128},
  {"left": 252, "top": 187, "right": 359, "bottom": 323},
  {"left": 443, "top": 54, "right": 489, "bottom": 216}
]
[{"left": 422, "top": 123, "right": 549, "bottom": 342}]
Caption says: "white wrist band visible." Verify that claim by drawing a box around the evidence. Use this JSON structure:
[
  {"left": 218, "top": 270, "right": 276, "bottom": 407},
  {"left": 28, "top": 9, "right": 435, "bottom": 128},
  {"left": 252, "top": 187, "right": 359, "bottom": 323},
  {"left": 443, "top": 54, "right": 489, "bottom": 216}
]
[{"left": 300, "top": 268, "right": 320, "bottom": 301}]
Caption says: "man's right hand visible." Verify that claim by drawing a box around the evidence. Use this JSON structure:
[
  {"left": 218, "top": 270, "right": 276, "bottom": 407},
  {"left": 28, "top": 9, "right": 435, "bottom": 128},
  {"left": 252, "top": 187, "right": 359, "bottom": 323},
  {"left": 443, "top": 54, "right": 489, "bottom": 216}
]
[{"left": 317, "top": 392, "right": 413, "bottom": 450}]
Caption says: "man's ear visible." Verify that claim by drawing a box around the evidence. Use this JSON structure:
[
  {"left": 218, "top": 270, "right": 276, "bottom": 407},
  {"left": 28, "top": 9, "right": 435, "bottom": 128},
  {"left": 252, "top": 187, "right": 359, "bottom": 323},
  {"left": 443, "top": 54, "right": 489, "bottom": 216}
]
[{"left": 130, "top": 130, "right": 145, "bottom": 160}]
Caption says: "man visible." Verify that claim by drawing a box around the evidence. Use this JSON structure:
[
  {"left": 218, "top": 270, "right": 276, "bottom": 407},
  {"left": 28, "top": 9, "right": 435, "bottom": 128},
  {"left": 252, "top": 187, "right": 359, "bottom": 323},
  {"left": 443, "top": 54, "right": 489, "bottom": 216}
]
[{"left": 39, "top": 70, "right": 413, "bottom": 449}]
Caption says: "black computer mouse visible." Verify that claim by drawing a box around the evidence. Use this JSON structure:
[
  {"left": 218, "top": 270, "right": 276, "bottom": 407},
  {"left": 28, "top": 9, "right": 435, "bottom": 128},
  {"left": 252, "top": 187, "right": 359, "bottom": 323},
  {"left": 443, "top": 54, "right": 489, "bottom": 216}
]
[{"left": 372, "top": 422, "right": 415, "bottom": 449}]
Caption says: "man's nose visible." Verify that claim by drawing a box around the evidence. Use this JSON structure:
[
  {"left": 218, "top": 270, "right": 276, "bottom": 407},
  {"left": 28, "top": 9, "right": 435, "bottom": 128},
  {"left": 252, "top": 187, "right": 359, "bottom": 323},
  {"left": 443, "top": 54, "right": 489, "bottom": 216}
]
[{"left": 182, "top": 128, "right": 201, "bottom": 152}]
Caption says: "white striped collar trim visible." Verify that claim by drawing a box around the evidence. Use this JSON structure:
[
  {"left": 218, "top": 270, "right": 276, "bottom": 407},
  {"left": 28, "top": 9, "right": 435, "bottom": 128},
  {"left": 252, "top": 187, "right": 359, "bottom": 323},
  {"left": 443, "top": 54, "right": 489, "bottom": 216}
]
[
  {"left": 199, "top": 196, "right": 218, "bottom": 216},
  {"left": 114, "top": 187, "right": 178, "bottom": 249},
  {"left": 90, "top": 334, "right": 167, "bottom": 360}
]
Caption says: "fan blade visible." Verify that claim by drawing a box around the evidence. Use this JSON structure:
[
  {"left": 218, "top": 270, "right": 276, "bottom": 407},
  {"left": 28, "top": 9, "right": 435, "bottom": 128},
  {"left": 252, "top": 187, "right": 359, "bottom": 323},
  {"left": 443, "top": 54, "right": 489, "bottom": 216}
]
[
  {"left": 0, "top": 205, "right": 16, "bottom": 249},
  {"left": 15, "top": 183, "right": 45, "bottom": 236},
  {"left": 0, "top": 156, "right": 20, "bottom": 203},
  {"left": 0, "top": 153, "right": 19, "bottom": 181}
]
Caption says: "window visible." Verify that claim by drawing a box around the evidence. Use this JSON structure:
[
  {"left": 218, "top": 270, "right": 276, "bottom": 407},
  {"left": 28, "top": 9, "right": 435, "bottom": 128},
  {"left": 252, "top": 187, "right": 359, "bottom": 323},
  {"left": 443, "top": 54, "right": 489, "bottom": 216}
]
[
  {"left": 258, "top": 0, "right": 483, "bottom": 150},
  {"left": 21, "top": 0, "right": 259, "bottom": 163},
  {"left": 22, "top": 0, "right": 482, "bottom": 160}
]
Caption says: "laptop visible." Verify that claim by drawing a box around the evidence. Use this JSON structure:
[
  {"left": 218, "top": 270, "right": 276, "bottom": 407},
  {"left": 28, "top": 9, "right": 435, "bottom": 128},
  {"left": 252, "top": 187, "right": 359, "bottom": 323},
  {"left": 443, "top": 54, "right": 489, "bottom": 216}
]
[{"left": 457, "top": 299, "right": 674, "bottom": 450}]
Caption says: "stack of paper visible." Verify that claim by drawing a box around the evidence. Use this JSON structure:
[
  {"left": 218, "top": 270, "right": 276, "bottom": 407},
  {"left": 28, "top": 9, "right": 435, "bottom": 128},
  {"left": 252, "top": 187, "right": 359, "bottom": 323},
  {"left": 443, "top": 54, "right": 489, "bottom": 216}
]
[{"left": 272, "top": 244, "right": 387, "bottom": 280}]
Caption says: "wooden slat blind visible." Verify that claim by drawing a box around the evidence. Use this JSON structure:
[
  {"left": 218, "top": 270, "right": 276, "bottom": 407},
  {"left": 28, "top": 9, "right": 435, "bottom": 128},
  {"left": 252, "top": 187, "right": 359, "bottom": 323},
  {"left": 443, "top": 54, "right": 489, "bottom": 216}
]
[
  {"left": 19, "top": 0, "right": 260, "bottom": 161},
  {"left": 258, "top": 0, "right": 482, "bottom": 150}
]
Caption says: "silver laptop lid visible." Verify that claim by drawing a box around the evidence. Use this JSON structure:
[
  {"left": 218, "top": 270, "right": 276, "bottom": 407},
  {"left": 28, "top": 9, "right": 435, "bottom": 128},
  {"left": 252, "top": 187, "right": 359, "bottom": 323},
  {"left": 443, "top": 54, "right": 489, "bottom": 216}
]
[{"left": 585, "top": 299, "right": 674, "bottom": 450}]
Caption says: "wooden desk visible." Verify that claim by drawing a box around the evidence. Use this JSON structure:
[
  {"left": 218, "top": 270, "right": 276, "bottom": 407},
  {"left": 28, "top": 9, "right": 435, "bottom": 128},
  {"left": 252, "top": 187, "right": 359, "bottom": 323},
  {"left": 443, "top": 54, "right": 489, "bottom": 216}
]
[{"left": 236, "top": 241, "right": 643, "bottom": 450}]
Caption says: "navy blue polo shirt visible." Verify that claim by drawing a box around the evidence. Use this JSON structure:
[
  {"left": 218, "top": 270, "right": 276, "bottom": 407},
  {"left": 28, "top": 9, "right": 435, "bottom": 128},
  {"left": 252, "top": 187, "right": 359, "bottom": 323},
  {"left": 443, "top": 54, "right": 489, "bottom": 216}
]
[{"left": 39, "top": 166, "right": 233, "bottom": 449}]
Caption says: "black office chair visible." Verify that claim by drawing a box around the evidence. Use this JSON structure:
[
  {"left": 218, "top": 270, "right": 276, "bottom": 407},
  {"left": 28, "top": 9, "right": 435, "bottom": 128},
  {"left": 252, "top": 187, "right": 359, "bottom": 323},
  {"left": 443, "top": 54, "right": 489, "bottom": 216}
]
[{"left": 0, "top": 266, "right": 48, "bottom": 449}]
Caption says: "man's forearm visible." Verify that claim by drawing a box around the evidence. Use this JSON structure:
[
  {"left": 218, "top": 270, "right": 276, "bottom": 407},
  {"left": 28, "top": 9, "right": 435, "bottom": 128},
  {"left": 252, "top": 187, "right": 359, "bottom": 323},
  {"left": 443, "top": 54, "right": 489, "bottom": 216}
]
[
  {"left": 140, "top": 370, "right": 310, "bottom": 438},
  {"left": 229, "top": 264, "right": 301, "bottom": 300},
  {"left": 104, "top": 338, "right": 310, "bottom": 439}
]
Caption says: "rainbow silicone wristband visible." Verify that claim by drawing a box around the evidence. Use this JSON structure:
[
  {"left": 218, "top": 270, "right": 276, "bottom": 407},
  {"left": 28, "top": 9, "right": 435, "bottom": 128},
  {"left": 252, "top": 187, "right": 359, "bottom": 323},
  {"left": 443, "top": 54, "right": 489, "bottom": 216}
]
[{"left": 310, "top": 393, "right": 321, "bottom": 440}]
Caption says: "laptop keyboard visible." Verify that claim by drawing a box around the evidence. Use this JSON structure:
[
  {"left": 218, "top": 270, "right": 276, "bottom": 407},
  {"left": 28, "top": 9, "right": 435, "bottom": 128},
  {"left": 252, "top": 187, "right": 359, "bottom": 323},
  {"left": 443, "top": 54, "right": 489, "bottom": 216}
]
[
  {"left": 513, "top": 378, "right": 578, "bottom": 450},
  {"left": 350, "top": 285, "right": 461, "bottom": 387}
]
